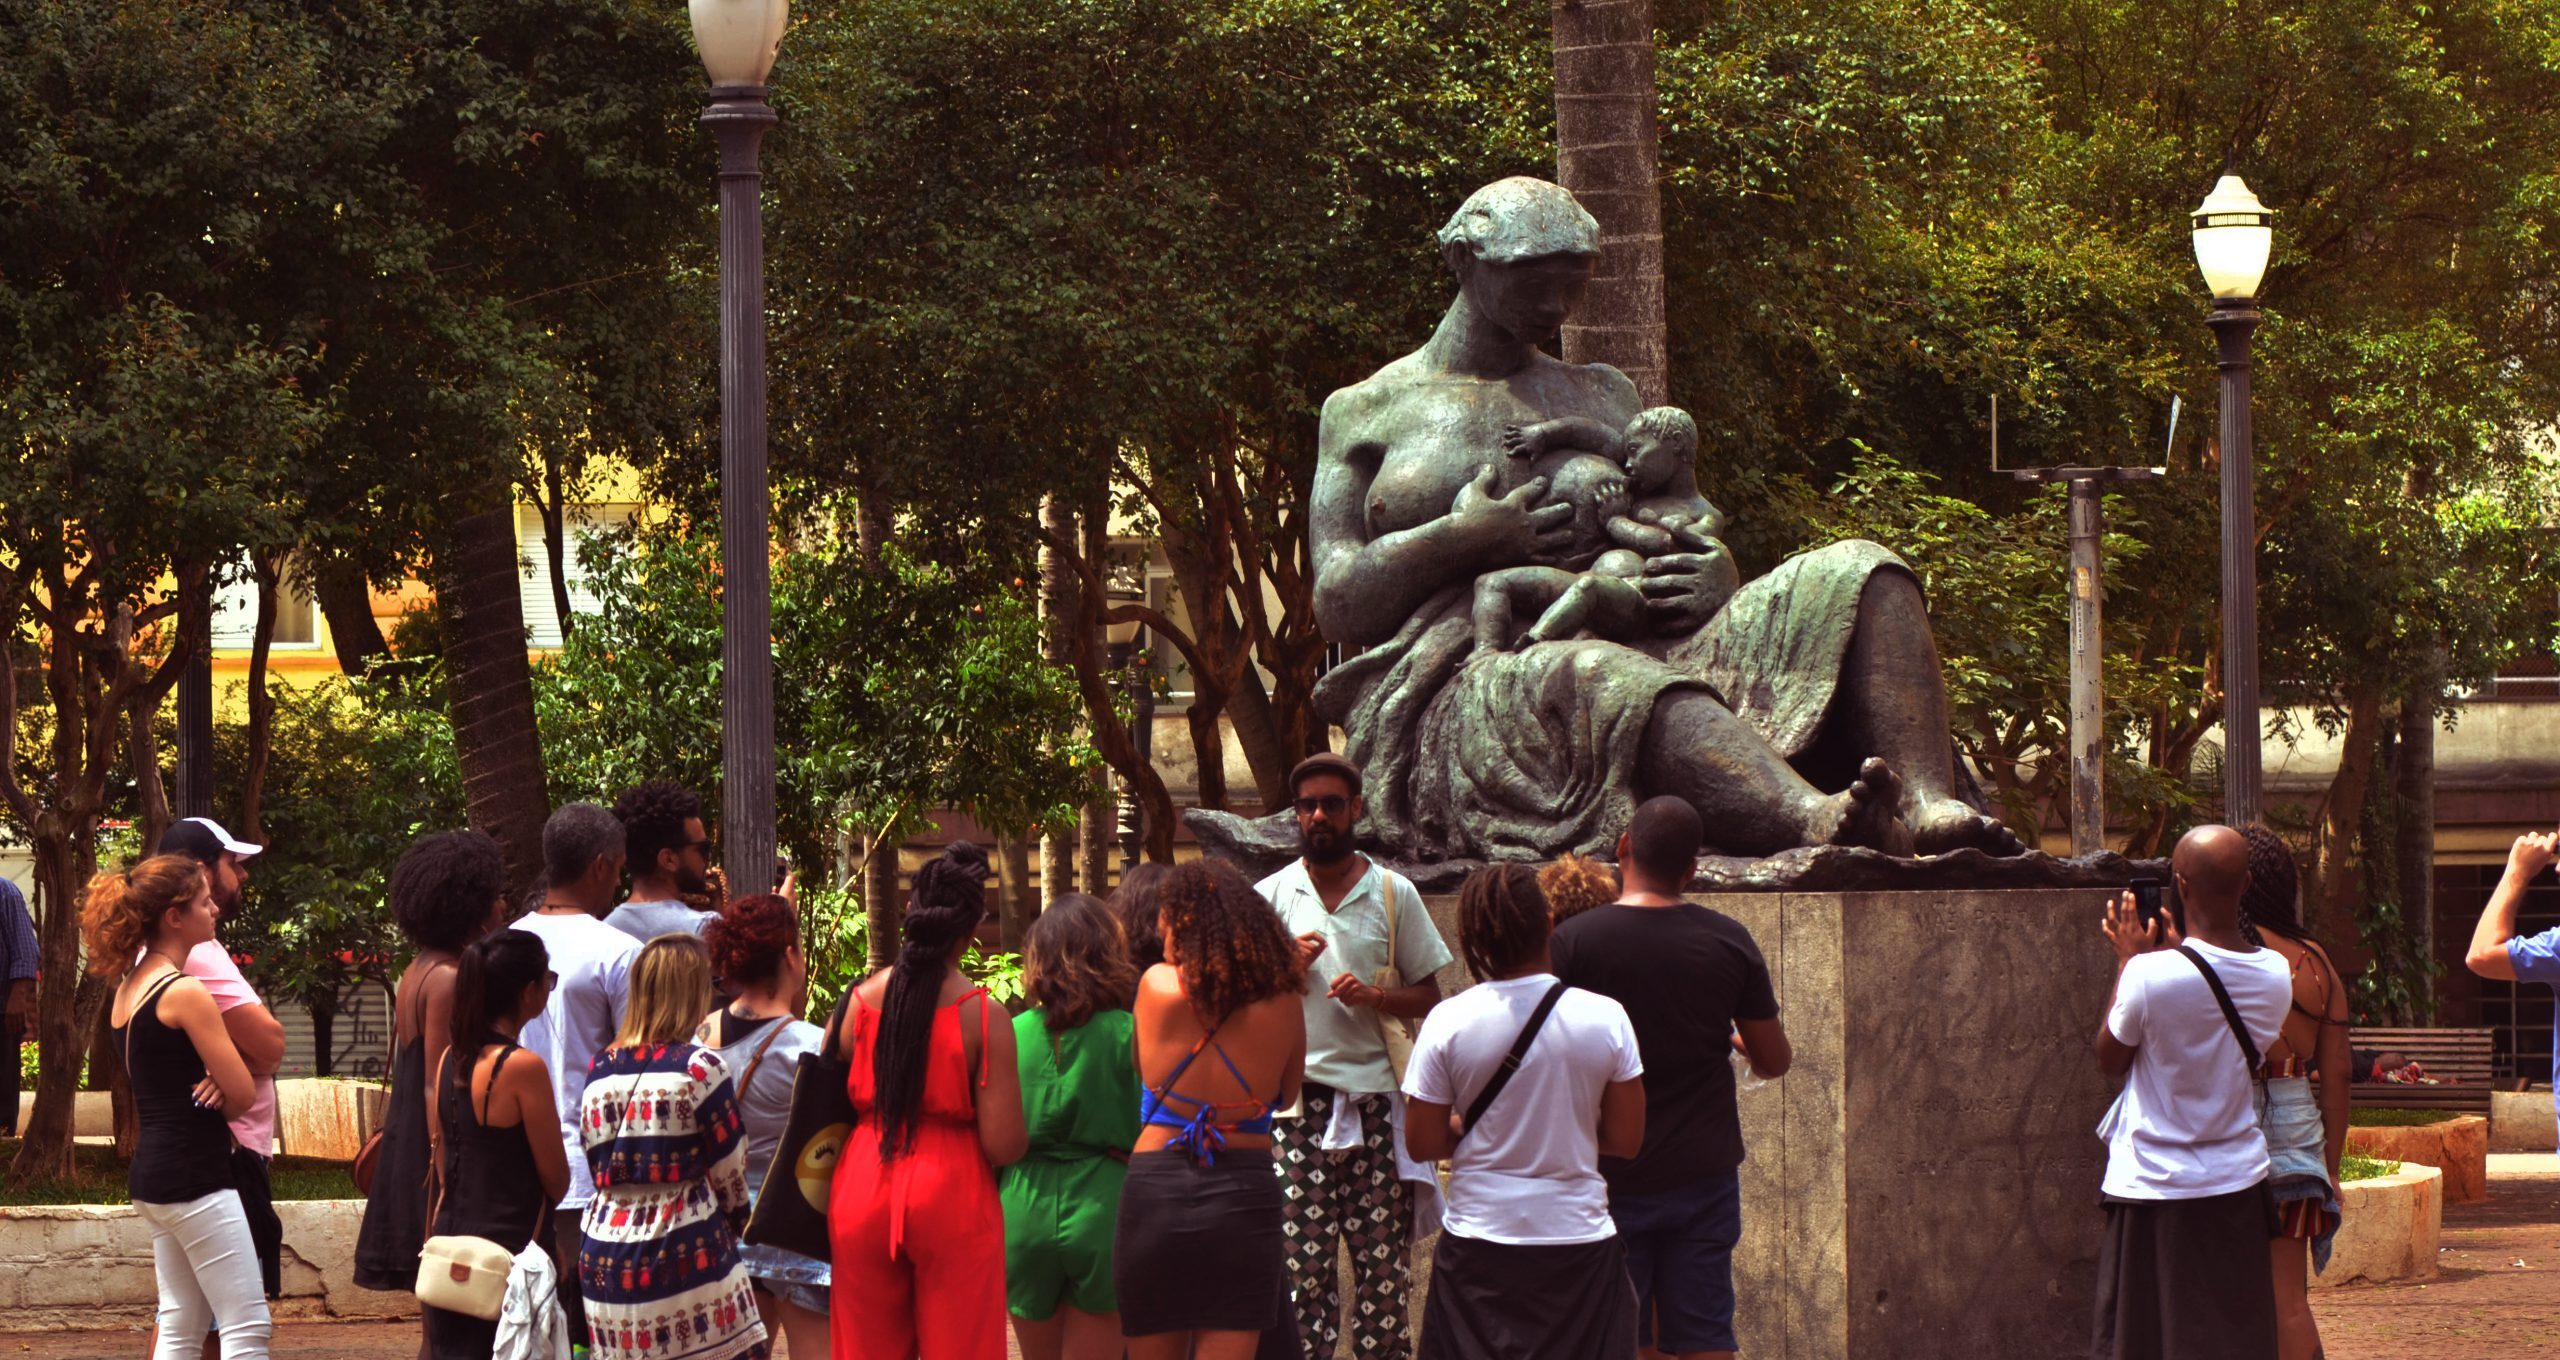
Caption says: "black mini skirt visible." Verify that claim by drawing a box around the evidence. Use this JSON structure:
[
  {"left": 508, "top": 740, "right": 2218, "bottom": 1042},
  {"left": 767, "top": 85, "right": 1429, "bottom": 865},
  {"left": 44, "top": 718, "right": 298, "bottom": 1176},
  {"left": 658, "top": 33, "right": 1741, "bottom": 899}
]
[{"left": 1114, "top": 1147, "right": 1288, "bottom": 1336}]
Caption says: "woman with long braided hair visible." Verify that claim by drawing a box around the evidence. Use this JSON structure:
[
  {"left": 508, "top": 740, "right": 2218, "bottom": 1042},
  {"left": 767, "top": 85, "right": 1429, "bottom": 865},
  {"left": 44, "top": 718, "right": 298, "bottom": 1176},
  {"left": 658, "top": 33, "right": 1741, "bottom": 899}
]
[
  {"left": 2237, "top": 826, "right": 2351, "bottom": 1360},
  {"left": 1403, "top": 864, "right": 1645, "bottom": 1359},
  {"left": 828, "top": 843, "right": 1028, "bottom": 1360}
]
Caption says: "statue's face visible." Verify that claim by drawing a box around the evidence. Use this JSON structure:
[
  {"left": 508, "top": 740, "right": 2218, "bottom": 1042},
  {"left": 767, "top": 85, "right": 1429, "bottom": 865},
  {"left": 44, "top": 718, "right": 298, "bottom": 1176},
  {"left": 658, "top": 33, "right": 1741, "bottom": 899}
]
[{"left": 1454, "top": 248, "right": 1596, "bottom": 348}]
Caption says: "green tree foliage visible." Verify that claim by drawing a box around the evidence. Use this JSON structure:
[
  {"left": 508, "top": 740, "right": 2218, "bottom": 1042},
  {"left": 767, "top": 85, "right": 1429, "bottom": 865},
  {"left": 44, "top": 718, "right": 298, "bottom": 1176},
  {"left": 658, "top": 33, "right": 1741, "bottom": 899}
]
[{"left": 534, "top": 520, "right": 1094, "bottom": 871}]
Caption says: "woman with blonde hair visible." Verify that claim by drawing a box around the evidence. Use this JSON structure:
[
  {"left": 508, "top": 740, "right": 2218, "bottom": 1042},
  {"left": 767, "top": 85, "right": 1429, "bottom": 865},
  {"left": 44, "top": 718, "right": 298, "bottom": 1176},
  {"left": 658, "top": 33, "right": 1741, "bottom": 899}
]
[
  {"left": 85, "top": 854, "right": 267, "bottom": 1358},
  {"left": 1535, "top": 854, "right": 1618, "bottom": 927},
  {"left": 579, "top": 934, "right": 768, "bottom": 1360}
]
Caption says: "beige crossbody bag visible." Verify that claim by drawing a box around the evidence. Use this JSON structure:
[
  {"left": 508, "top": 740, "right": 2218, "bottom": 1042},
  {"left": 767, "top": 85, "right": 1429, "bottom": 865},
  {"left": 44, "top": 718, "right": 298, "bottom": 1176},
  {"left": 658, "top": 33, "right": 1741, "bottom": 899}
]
[{"left": 1374, "top": 875, "right": 1419, "bottom": 1086}]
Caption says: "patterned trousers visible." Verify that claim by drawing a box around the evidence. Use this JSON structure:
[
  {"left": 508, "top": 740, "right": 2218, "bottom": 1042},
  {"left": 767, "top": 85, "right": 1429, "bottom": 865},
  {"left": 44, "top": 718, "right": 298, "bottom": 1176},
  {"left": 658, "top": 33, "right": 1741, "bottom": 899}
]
[{"left": 1277, "top": 1083, "right": 1413, "bottom": 1360}]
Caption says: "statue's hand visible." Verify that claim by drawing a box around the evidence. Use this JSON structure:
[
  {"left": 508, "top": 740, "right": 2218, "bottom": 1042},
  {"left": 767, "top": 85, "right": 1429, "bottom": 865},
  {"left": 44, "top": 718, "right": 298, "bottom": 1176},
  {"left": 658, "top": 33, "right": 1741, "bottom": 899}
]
[
  {"left": 1639, "top": 543, "right": 1741, "bottom": 632},
  {"left": 1450, "top": 465, "right": 1575, "bottom": 567}
]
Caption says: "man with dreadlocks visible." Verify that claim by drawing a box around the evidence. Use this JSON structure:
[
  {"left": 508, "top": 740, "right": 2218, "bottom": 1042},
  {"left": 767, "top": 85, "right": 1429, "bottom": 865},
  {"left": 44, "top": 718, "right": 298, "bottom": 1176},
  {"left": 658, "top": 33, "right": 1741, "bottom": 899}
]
[{"left": 1403, "top": 863, "right": 1646, "bottom": 1359}]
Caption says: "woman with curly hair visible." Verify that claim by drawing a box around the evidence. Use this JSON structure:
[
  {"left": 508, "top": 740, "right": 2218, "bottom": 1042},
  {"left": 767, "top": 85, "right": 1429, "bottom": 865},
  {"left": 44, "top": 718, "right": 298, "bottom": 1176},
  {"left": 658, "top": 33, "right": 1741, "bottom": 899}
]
[
  {"left": 355, "top": 830, "right": 509, "bottom": 1293},
  {"left": 1003, "top": 894, "right": 1143, "bottom": 1360},
  {"left": 1534, "top": 854, "right": 1617, "bottom": 928},
  {"left": 701, "top": 894, "right": 832, "bottom": 1359},
  {"left": 87, "top": 854, "right": 266, "bottom": 1358},
  {"left": 829, "top": 844, "right": 1029, "bottom": 1360},
  {"left": 2238, "top": 826, "right": 2351, "bottom": 1360},
  {"left": 1404, "top": 864, "right": 1645, "bottom": 1360},
  {"left": 1110, "top": 861, "right": 1174, "bottom": 976},
  {"left": 1117, "top": 860, "right": 1307, "bottom": 1360}
]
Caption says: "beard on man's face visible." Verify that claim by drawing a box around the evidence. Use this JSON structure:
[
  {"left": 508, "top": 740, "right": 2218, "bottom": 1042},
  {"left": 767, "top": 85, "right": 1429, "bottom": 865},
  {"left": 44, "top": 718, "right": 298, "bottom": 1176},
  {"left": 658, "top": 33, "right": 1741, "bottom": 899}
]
[
  {"left": 676, "top": 864, "right": 712, "bottom": 896},
  {"left": 1302, "top": 822, "right": 1354, "bottom": 866}
]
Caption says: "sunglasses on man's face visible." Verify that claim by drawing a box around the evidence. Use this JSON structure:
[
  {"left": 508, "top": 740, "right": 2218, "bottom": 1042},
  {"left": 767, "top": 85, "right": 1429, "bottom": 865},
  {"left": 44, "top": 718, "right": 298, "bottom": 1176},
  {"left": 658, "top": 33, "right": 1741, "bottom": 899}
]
[{"left": 1294, "top": 795, "right": 1351, "bottom": 817}]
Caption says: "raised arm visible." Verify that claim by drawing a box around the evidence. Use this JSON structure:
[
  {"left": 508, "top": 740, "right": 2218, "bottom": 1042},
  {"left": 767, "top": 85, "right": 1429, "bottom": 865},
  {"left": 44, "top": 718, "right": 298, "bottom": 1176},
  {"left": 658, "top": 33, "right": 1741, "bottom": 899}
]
[{"left": 1502, "top": 415, "right": 1623, "bottom": 462}]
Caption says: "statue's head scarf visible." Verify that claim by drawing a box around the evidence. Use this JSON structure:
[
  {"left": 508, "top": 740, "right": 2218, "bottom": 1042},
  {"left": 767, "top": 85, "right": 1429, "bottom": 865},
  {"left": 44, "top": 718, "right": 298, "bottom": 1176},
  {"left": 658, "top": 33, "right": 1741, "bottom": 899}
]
[{"left": 1437, "top": 176, "right": 1602, "bottom": 263}]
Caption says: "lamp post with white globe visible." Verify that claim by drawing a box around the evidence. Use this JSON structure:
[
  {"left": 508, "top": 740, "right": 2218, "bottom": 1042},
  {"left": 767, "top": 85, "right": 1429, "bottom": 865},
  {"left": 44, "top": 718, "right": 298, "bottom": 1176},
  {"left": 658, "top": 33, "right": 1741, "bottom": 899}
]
[
  {"left": 692, "top": 0, "right": 788, "bottom": 886},
  {"left": 2192, "top": 174, "right": 2275, "bottom": 827}
]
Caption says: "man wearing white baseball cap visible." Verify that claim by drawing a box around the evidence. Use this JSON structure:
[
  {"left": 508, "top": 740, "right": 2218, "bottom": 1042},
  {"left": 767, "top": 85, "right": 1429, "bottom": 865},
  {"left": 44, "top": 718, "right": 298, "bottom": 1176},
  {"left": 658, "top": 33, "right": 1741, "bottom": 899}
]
[{"left": 156, "top": 817, "right": 290, "bottom": 1326}]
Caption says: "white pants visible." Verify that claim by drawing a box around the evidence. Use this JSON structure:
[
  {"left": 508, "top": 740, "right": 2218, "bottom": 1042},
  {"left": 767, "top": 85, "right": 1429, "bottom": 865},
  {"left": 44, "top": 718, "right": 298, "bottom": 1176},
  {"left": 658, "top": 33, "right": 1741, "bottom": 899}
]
[{"left": 137, "top": 1190, "right": 271, "bottom": 1358}]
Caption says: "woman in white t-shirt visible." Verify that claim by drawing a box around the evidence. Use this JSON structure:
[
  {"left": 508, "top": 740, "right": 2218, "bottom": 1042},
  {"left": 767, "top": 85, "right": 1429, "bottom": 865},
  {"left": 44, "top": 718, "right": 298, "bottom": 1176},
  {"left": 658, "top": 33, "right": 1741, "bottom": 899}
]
[{"left": 1403, "top": 863, "right": 1646, "bottom": 1360}]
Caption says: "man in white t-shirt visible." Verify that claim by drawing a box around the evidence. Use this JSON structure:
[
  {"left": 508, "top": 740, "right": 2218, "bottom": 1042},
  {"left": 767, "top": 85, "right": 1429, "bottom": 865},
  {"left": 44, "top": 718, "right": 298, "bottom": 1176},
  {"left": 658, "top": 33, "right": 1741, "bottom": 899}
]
[
  {"left": 512, "top": 802, "right": 638, "bottom": 1350},
  {"left": 1257, "top": 753, "right": 1452, "bottom": 1360},
  {"left": 2091, "top": 824, "right": 2292, "bottom": 1360},
  {"left": 1403, "top": 862, "right": 1646, "bottom": 1358}
]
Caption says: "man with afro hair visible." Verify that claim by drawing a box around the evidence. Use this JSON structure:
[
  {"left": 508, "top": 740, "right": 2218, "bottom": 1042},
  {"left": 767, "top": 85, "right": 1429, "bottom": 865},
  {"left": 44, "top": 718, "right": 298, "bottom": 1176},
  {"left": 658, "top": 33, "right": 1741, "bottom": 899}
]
[{"left": 605, "top": 779, "right": 719, "bottom": 943}]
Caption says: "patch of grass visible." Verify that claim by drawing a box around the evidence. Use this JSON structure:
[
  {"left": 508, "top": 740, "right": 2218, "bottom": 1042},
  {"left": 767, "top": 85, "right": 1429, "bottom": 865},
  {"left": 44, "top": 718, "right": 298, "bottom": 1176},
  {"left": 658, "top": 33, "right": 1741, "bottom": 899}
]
[
  {"left": 0, "top": 1140, "right": 355, "bottom": 1206},
  {"left": 2338, "top": 1152, "right": 2398, "bottom": 1183},
  {"left": 2347, "top": 1107, "right": 2464, "bottom": 1127}
]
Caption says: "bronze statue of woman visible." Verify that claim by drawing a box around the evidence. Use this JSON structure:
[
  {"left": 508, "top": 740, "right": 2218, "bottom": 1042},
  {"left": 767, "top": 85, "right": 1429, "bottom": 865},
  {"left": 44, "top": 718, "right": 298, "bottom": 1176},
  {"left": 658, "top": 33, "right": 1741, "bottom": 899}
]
[{"left": 1308, "top": 177, "right": 2019, "bottom": 861}]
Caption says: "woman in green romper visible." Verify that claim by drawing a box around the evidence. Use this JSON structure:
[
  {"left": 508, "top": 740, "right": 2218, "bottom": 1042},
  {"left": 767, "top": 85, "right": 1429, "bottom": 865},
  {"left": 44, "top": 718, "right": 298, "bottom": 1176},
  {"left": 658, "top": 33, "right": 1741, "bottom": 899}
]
[{"left": 1005, "top": 894, "right": 1144, "bottom": 1360}]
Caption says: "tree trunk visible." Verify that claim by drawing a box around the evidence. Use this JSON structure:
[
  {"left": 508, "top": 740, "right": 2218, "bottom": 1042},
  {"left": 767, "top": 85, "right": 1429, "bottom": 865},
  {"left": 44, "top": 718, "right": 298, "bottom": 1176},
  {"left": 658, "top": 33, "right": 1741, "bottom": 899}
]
[
  {"left": 862, "top": 836, "right": 901, "bottom": 972},
  {"left": 238, "top": 551, "right": 283, "bottom": 844},
  {"left": 540, "top": 455, "right": 577, "bottom": 640},
  {"left": 129, "top": 697, "right": 173, "bottom": 856},
  {"left": 173, "top": 567, "right": 215, "bottom": 819},
  {"left": 1159, "top": 512, "right": 1290, "bottom": 812},
  {"left": 1039, "top": 496, "right": 1079, "bottom": 903},
  {"left": 12, "top": 838, "right": 106, "bottom": 1184},
  {"left": 854, "top": 490, "right": 902, "bottom": 971},
  {"left": 433, "top": 503, "right": 551, "bottom": 903},
  {"left": 1552, "top": 0, "right": 1667, "bottom": 404},
  {"left": 2312, "top": 687, "right": 2385, "bottom": 971},
  {"left": 2393, "top": 679, "right": 2439, "bottom": 1020},
  {"left": 1079, "top": 510, "right": 1116, "bottom": 892},
  {"left": 998, "top": 837, "right": 1037, "bottom": 950},
  {"left": 311, "top": 552, "right": 389, "bottom": 676}
]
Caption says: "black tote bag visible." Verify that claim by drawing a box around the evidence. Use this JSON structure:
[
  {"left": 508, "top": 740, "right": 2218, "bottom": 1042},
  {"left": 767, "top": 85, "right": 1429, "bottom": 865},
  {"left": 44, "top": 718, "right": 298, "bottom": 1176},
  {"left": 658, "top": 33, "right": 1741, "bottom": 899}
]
[{"left": 742, "top": 997, "right": 857, "bottom": 1261}]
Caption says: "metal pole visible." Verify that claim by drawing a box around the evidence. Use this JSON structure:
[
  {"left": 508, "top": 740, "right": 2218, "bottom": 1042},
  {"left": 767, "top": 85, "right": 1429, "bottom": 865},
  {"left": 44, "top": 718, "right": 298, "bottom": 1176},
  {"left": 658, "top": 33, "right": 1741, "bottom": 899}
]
[
  {"left": 2210, "top": 302, "right": 2264, "bottom": 826},
  {"left": 2067, "top": 478, "right": 2104, "bottom": 855},
  {"left": 705, "top": 85, "right": 778, "bottom": 889}
]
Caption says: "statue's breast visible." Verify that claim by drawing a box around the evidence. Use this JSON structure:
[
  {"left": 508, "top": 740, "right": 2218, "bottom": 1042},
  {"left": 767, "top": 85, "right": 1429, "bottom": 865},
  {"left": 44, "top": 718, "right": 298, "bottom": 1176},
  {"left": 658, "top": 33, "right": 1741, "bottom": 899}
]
[{"left": 1359, "top": 383, "right": 1539, "bottom": 537}]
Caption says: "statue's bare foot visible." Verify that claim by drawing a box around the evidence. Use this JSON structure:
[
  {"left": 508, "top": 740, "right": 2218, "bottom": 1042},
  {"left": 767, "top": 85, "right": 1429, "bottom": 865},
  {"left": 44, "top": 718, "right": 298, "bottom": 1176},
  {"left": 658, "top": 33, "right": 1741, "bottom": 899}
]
[
  {"left": 1908, "top": 797, "right": 2026, "bottom": 857},
  {"left": 1816, "top": 757, "right": 1915, "bottom": 856}
]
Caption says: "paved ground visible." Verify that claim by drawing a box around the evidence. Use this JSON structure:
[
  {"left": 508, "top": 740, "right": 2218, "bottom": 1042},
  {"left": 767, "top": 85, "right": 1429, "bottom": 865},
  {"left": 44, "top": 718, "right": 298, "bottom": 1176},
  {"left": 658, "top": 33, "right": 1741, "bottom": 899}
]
[
  {"left": 0, "top": 1321, "right": 982, "bottom": 1359},
  {"left": 2314, "top": 1151, "right": 2560, "bottom": 1357}
]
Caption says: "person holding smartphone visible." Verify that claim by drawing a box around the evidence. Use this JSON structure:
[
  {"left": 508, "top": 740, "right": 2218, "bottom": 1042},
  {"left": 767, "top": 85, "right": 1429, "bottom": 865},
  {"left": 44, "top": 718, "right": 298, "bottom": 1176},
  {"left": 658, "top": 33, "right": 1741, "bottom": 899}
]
[{"left": 2463, "top": 827, "right": 2560, "bottom": 1113}]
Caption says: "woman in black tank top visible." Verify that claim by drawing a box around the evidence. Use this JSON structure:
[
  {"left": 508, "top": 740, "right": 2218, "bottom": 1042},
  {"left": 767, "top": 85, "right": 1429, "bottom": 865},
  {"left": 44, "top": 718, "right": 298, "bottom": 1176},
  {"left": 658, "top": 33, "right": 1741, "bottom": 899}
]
[
  {"left": 425, "top": 929, "right": 572, "bottom": 1359},
  {"left": 82, "top": 854, "right": 265, "bottom": 1357}
]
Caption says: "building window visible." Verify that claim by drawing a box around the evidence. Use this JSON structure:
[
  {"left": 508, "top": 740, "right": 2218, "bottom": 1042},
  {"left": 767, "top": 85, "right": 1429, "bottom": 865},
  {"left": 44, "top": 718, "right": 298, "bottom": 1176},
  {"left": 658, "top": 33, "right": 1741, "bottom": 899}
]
[
  {"left": 518, "top": 505, "right": 631, "bottom": 648},
  {"left": 209, "top": 560, "right": 320, "bottom": 650}
]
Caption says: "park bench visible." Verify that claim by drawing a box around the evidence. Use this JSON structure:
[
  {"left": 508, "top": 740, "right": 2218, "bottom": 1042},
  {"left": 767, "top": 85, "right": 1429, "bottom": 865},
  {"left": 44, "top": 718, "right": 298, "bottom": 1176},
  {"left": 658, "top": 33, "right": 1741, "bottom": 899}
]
[{"left": 2349, "top": 1026, "right": 2495, "bottom": 1115}]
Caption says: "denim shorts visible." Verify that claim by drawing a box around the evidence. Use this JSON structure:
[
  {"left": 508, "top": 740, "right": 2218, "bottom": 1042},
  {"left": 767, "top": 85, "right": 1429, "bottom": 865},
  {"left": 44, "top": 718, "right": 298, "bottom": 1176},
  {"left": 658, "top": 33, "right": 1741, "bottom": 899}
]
[{"left": 1610, "top": 1169, "right": 1742, "bottom": 1354}]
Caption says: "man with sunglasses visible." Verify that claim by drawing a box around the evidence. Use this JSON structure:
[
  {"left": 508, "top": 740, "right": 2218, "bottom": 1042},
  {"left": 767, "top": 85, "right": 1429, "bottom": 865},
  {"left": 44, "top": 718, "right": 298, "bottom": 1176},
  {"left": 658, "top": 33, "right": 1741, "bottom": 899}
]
[
  {"left": 1257, "top": 753, "right": 1452, "bottom": 1360},
  {"left": 605, "top": 779, "right": 720, "bottom": 942}
]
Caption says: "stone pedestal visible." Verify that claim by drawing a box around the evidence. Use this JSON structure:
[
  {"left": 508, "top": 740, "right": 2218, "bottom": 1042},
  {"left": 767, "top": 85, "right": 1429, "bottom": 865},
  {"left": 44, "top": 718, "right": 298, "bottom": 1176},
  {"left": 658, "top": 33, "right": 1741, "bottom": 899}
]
[
  {"left": 1712, "top": 890, "right": 2116, "bottom": 1360},
  {"left": 1415, "top": 887, "right": 2115, "bottom": 1360}
]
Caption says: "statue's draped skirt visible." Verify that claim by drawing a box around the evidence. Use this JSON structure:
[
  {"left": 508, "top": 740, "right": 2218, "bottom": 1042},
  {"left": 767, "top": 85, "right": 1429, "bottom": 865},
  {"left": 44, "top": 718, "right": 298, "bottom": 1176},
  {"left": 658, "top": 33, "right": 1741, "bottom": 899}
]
[{"left": 1313, "top": 539, "right": 1912, "bottom": 862}]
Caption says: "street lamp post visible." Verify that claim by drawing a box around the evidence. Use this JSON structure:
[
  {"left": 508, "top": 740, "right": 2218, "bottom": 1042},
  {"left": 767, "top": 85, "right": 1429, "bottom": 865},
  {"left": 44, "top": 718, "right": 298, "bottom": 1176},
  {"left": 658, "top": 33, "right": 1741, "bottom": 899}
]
[
  {"left": 691, "top": 0, "right": 789, "bottom": 890},
  {"left": 2192, "top": 174, "right": 2275, "bottom": 827}
]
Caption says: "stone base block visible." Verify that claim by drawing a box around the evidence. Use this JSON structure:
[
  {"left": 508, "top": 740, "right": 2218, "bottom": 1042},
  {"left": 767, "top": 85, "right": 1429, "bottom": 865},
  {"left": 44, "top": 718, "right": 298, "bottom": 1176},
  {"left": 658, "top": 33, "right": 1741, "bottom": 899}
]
[
  {"left": 2490, "top": 1089, "right": 2557, "bottom": 1152},
  {"left": 2346, "top": 1116, "right": 2487, "bottom": 1204},
  {"left": 274, "top": 1078, "right": 389, "bottom": 1160},
  {"left": 0, "top": 1199, "right": 416, "bottom": 1329},
  {"left": 1700, "top": 890, "right": 2114, "bottom": 1360},
  {"left": 2311, "top": 1163, "right": 2442, "bottom": 1288},
  {"left": 14, "top": 1092, "right": 112, "bottom": 1138}
]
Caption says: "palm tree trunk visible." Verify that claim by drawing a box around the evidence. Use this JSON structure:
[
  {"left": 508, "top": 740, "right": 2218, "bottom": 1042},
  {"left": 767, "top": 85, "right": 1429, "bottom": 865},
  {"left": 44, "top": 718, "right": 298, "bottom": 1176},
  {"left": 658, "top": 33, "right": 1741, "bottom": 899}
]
[
  {"left": 1552, "top": 0, "right": 1668, "bottom": 405},
  {"left": 434, "top": 503, "right": 551, "bottom": 903},
  {"left": 1039, "top": 495, "right": 1078, "bottom": 905}
]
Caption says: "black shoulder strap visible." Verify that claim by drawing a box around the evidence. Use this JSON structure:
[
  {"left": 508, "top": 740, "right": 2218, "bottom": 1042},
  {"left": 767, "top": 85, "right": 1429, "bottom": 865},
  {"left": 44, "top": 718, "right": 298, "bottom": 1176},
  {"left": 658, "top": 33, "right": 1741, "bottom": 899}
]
[
  {"left": 2176, "top": 945, "right": 2263, "bottom": 1074},
  {"left": 1459, "top": 981, "right": 1569, "bottom": 1142}
]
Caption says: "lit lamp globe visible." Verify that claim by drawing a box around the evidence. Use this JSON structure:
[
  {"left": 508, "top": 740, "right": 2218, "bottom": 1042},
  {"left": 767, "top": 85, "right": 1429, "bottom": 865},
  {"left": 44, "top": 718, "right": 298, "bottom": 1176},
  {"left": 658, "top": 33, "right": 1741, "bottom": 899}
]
[
  {"left": 690, "top": 0, "right": 787, "bottom": 87},
  {"left": 2190, "top": 175, "right": 2273, "bottom": 302}
]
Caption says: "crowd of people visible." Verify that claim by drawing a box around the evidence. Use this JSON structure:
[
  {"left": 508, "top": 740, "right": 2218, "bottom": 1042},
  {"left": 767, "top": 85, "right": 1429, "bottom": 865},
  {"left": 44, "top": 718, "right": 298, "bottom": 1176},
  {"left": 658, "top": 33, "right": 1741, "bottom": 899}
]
[{"left": 75, "top": 755, "right": 2522, "bottom": 1360}]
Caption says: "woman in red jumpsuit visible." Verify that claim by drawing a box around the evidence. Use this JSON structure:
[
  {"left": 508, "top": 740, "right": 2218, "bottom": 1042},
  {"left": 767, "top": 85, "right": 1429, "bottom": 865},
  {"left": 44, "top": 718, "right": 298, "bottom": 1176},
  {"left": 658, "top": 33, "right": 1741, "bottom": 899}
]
[{"left": 830, "top": 845, "right": 1029, "bottom": 1360}]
